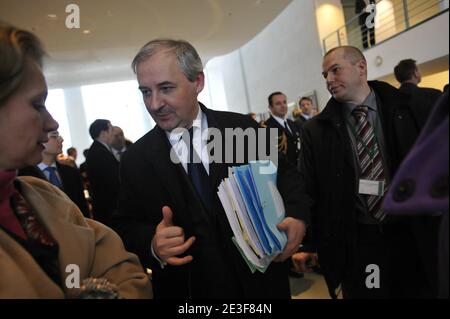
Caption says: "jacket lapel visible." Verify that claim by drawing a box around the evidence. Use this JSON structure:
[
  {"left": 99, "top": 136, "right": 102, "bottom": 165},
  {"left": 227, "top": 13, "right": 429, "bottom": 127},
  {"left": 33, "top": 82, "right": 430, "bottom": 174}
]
[
  {"left": 317, "top": 98, "right": 356, "bottom": 171},
  {"left": 201, "top": 105, "right": 229, "bottom": 192},
  {"left": 146, "top": 127, "right": 208, "bottom": 229},
  {"left": 268, "top": 115, "right": 292, "bottom": 137}
]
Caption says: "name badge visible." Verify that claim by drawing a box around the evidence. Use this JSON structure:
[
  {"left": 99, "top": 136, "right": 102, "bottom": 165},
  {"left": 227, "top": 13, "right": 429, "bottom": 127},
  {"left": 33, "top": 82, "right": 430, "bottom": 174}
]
[{"left": 359, "top": 179, "right": 385, "bottom": 196}]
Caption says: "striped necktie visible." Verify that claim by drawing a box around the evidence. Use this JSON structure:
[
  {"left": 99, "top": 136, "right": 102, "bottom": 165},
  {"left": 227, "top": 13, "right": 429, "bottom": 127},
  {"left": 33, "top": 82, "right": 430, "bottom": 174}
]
[{"left": 352, "top": 106, "right": 386, "bottom": 222}]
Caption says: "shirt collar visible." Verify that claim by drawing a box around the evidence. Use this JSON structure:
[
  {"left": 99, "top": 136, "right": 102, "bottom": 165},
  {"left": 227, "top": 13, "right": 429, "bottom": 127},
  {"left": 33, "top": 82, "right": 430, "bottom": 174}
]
[
  {"left": 38, "top": 162, "right": 57, "bottom": 171},
  {"left": 271, "top": 113, "right": 288, "bottom": 127},
  {"left": 302, "top": 114, "right": 311, "bottom": 120},
  {"left": 343, "top": 89, "right": 378, "bottom": 118},
  {"left": 166, "top": 104, "right": 205, "bottom": 144},
  {"left": 96, "top": 139, "right": 112, "bottom": 152}
]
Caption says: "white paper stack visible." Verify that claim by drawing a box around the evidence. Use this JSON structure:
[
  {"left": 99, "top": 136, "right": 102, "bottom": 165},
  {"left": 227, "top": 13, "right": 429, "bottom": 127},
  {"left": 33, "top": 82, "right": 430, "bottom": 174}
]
[{"left": 217, "top": 160, "right": 287, "bottom": 273}]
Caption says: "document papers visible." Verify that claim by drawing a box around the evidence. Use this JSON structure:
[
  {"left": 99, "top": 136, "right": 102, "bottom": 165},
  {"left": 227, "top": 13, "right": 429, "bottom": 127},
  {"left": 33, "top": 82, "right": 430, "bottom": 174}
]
[{"left": 217, "top": 161, "right": 287, "bottom": 273}]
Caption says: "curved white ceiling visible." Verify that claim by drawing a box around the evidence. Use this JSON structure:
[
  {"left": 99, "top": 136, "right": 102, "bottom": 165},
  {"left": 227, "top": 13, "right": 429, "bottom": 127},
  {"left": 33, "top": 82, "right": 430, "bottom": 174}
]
[{"left": 0, "top": 0, "right": 293, "bottom": 88}]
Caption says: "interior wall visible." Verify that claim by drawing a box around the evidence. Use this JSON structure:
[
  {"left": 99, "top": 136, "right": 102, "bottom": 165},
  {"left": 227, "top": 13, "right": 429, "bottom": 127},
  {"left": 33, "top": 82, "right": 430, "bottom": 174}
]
[
  {"left": 204, "top": 0, "right": 330, "bottom": 115},
  {"left": 365, "top": 11, "right": 449, "bottom": 80},
  {"left": 421, "top": 70, "right": 449, "bottom": 90}
]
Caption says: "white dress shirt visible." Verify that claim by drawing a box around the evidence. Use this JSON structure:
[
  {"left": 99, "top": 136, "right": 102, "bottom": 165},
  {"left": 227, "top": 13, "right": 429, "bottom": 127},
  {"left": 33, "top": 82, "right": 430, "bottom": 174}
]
[
  {"left": 271, "top": 113, "right": 292, "bottom": 134},
  {"left": 165, "top": 106, "right": 210, "bottom": 175},
  {"left": 152, "top": 105, "right": 210, "bottom": 268},
  {"left": 37, "top": 162, "right": 62, "bottom": 183},
  {"left": 112, "top": 146, "right": 126, "bottom": 162}
]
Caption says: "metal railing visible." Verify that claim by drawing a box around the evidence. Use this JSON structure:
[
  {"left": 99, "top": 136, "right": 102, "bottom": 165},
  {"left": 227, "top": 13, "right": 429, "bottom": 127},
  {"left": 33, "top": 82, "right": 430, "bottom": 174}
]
[{"left": 322, "top": 0, "right": 449, "bottom": 52}]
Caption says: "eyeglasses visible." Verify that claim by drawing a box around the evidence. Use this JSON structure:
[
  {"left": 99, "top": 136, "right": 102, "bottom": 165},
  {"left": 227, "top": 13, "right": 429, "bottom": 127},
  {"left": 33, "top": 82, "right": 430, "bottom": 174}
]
[{"left": 48, "top": 131, "right": 62, "bottom": 139}]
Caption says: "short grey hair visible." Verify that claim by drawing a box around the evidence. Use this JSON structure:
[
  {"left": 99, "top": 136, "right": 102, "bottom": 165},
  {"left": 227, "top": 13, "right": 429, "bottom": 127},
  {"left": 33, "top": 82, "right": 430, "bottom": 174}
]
[{"left": 131, "top": 39, "right": 203, "bottom": 82}]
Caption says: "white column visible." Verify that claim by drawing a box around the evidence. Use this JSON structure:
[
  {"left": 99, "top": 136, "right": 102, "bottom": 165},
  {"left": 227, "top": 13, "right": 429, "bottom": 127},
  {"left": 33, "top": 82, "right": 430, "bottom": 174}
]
[{"left": 64, "top": 87, "right": 92, "bottom": 164}]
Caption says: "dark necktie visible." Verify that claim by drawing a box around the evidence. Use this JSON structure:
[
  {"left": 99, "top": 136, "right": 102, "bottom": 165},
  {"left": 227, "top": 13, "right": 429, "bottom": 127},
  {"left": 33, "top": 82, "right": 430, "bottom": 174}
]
[
  {"left": 117, "top": 150, "right": 123, "bottom": 161},
  {"left": 186, "top": 127, "right": 213, "bottom": 213},
  {"left": 44, "top": 167, "right": 62, "bottom": 189},
  {"left": 352, "top": 106, "right": 386, "bottom": 222},
  {"left": 284, "top": 120, "right": 293, "bottom": 136}
]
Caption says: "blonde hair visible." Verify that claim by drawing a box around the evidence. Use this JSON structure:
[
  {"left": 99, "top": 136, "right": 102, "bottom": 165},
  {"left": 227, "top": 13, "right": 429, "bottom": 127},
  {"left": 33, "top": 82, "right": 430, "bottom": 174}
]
[{"left": 0, "top": 22, "right": 46, "bottom": 104}]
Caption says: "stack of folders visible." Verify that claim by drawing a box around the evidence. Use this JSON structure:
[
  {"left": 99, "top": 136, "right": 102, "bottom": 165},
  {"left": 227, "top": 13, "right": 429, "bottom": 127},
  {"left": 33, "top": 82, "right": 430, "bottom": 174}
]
[{"left": 217, "top": 161, "right": 287, "bottom": 273}]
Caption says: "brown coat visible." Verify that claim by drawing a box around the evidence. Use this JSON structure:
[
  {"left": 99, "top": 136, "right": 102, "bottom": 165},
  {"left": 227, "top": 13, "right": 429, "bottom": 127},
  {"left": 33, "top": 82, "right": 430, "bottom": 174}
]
[{"left": 0, "top": 176, "right": 152, "bottom": 299}]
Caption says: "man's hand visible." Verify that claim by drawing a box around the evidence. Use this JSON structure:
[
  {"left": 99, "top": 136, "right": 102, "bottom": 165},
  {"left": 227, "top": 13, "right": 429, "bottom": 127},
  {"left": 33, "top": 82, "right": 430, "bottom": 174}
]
[
  {"left": 152, "top": 206, "right": 196, "bottom": 266},
  {"left": 292, "top": 252, "right": 318, "bottom": 273},
  {"left": 274, "top": 217, "right": 306, "bottom": 262}
]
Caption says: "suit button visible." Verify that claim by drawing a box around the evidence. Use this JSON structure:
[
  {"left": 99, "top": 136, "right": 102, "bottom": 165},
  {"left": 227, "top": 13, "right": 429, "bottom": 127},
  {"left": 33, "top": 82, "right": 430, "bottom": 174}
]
[
  {"left": 393, "top": 179, "right": 415, "bottom": 202},
  {"left": 430, "top": 174, "right": 449, "bottom": 199}
]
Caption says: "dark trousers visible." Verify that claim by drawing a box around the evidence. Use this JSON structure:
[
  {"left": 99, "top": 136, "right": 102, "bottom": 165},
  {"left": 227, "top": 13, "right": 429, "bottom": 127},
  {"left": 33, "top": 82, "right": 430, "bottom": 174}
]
[{"left": 342, "top": 222, "right": 432, "bottom": 299}]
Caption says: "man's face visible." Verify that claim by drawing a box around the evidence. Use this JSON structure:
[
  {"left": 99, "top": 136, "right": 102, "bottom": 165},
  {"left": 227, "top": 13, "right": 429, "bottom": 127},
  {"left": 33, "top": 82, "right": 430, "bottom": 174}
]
[
  {"left": 137, "top": 49, "right": 204, "bottom": 132},
  {"left": 322, "top": 49, "right": 366, "bottom": 103},
  {"left": 70, "top": 149, "right": 77, "bottom": 159},
  {"left": 111, "top": 127, "right": 125, "bottom": 150},
  {"left": 299, "top": 99, "right": 313, "bottom": 116},
  {"left": 414, "top": 67, "right": 422, "bottom": 84},
  {"left": 100, "top": 122, "right": 114, "bottom": 145},
  {"left": 270, "top": 94, "right": 288, "bottom": 118},
  {"left": 43, "top": 131, "right": 63, "bottom": 157}
]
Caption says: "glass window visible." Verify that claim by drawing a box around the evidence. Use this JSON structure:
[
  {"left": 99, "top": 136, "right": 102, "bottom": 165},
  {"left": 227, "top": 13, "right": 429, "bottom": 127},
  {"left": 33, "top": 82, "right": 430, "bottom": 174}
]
[
  {"left": 46, "top": 89, "right": 72, "bottom": 149},
  {"left": 81, "top": 80, "right": 154, "bottom": 143}
]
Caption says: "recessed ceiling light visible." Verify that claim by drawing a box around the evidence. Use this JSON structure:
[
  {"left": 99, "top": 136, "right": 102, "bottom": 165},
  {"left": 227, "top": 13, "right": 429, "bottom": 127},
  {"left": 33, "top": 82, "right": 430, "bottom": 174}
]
[{"left": 82, "top": 29, "right": 91, "bottom": 34}]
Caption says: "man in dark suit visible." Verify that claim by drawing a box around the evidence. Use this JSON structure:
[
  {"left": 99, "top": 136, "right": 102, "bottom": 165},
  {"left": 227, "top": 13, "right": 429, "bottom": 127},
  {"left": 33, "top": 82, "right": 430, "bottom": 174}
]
[
  {"left": 111, "top": 126, "right": 129, "bottom": 162},
  {"left": 292, "top": 46, "right": 437, "bottom": 298},
  {"left": 293, "top": 96, "right": 315, "bottom": 131},
  {"left": 18, "top": 131, "right": 89, "bottom": 217},
  {"left": 86, "top": 119, "right": 119, "bottom": 227},
  {"left": 264, "top": 92, "right": 301, "bottom": 168},
  {"left": 394, "top": 59, "right": 442, "bottom": 128},
  {"left": 113, "top": 39, "right": 309, "bottom": 298},
  {"left": 356, "top": 0, "right": 376, "bottom": 49}
]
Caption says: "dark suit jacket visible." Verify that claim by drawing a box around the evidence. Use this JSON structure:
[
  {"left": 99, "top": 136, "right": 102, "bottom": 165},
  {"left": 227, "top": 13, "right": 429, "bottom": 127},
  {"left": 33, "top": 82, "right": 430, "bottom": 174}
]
[
  {"left": 293, "top": 115, "right": 311, "bottom": 132},
  {"left": 86, "top": 140, "right": 120, "bottom": 226},
  {"left": 399, "top": 83, "right": 442, "bottom": 128},
  {"left": 299, "top": 81, "right": 436, "bottom": 297},
  {"left": 18, "top": 163, "right": 89, "bottom": 217},
  {"left": 264, "top": 116, "right": 301, "bottom": 167},
  {"left": 113, "top": 104, "right": 310, "bottom": 298}
]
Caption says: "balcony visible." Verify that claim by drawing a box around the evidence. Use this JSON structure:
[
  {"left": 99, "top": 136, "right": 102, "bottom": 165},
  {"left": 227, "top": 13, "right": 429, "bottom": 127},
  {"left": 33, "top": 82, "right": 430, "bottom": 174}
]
[{"left": 322, "top": 0, "right": 449, "bottom": 52}]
